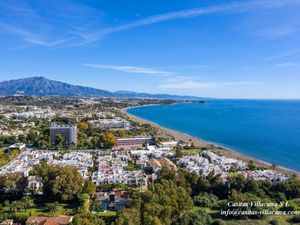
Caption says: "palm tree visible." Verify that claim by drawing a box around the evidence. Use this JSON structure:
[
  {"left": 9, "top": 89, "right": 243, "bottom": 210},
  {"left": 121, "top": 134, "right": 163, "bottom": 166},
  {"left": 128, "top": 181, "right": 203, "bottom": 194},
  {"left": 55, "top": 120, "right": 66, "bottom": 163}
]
[
  {"left": 10, "top": 200, "right": 24, "bottom": 213},
  {"left": 46, "top": 201, "right": 59, "bottom": 216},
  {"left": 21, "top": 196, "right": 35, "bottom": 210},
  {"left": 9, "top": 201, "right": 18, "bottom": 213}
]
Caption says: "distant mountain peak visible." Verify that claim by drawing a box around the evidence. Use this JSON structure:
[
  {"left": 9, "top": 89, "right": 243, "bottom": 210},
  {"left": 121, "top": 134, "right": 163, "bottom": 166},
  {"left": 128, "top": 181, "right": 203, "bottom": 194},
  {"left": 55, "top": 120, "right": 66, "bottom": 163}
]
[
  {"left": 36, "top": 76, "right": 47, "bottom": 79},
  {"left": 0, "top": 76, "right": 206, "bottom": 100}
]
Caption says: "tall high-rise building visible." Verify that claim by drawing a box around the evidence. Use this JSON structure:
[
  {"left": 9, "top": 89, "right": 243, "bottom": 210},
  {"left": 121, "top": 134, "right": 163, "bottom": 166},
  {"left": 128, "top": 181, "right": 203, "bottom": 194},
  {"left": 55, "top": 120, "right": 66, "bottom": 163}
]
[{"left": 50, "top": 125, "right": 77, "bottom": 146}]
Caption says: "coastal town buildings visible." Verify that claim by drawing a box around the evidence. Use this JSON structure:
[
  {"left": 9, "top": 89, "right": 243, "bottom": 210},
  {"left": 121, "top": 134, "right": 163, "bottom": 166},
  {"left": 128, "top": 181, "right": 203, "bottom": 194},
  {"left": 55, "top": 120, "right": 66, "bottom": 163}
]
[
  {"left": 3, "top": 106, "right": 55, "bottom": 120},
  {"left": 244, "top": 169, "right": 289, "bottom": 182},
  {"left": 50, "top": 125, "right": 77, "bottom": 146},
  {"left": 158, "top": 141, "right": 178, "bottom": 148},
  {"left": 178, "top": 150, "right": 246, "bottom": 181},
  {"left": 178, "top": 150, "right": 289, "bottom": 182},
  {"left": 116, "top": 137, "right": 152, "bottom": 149},
  {"left": 92, "top": 153, "right": 147, "bottom": 186},
  {"left": 89, "top": 118, "right": 130, "bottom": 130},
  {"left": 0, "top": 150, "right": 93, "bottom": 179},
  {"left": 130, "top": 145, "right": 174, "bottom": 159},
  {"left": 51, "top": 151, "right": 93, "bottom": 179},
  {"left": 0, "top": 147, "right": 150, "bottom": 187}
]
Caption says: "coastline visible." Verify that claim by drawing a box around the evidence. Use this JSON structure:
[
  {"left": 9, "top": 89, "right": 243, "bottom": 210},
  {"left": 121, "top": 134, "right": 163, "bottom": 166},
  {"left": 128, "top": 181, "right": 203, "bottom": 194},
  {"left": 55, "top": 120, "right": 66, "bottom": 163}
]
[{"left": 121, "top": 105, "right": 300, "bottom": 178}]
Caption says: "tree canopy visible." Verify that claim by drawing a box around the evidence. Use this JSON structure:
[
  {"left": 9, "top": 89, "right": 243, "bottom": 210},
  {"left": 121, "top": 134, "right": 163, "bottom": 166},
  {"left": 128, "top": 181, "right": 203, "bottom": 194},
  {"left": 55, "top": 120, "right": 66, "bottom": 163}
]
[{"left": 31, "top": 162, "right": 84, "bottom": 202}]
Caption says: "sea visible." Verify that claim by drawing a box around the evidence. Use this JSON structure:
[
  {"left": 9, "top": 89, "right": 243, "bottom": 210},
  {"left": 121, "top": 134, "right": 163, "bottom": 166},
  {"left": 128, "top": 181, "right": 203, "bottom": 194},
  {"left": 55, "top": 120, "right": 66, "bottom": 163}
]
[{"left": 127, "top": 100, "right": 300, "bottom": 172}]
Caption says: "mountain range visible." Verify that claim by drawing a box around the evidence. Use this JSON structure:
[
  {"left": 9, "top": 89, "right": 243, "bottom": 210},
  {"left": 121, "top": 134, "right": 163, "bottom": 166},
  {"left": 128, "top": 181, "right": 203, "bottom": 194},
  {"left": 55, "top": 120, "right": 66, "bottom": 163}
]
[{"left": 0, "top": 77, "right": 205, "bottom": 100}]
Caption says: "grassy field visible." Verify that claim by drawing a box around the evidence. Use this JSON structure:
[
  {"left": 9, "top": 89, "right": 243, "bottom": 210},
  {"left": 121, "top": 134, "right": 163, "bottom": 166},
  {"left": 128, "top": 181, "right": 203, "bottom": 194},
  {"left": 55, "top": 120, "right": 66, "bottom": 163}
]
[
  {"left": 0, "top": 148, "right": 20, "bottom": 167},
  {"left": 182, "top": 148, "right": 202, "bottom": 155},
  {"left": 96, "top": 210, "right": 117, "bottom": 217},
  {"left": 0, "top": 203, "right": 119, "bottom": 222},
  {"left": 0, "top": 203, "right": 76, "bottom": 221}
]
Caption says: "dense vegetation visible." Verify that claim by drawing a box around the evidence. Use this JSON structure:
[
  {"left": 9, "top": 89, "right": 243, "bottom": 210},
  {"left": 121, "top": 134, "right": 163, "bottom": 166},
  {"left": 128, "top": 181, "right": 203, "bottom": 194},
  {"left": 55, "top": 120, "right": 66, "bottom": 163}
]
[
  {"left": 111, "top": 167, "right": 300, "bottom": 225},
  {"left": 0, "top": 148, "right": 20, "bottom": 167},
  {"left": 0, "top": 163, "right": 99, "bottom": 222},
  {"left": 1, "top": 162, "right": 300, "bottom": 224}
]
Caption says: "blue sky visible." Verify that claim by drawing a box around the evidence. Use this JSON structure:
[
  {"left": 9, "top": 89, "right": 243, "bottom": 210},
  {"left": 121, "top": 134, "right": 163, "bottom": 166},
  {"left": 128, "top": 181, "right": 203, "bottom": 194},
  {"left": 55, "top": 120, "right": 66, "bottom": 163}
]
[{"left": 0, "top": 0, "right": 300, "bottom": 99}]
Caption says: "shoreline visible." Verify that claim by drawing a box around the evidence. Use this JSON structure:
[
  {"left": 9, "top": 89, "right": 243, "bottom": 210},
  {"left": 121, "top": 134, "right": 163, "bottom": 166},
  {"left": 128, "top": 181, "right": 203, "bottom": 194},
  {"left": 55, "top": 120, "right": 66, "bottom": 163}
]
[{"left": 121, "top": 105, "right": 300, "bottom": 178}]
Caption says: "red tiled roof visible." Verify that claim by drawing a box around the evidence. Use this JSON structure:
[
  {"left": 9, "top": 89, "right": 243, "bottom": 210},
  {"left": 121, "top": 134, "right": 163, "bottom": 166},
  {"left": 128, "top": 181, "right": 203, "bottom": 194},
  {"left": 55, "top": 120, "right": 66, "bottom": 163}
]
[
  {"left": 26, "top": 216, "right": 72, "bottom": 225},
  {"left": 159, "top": 157, "right": 176, "bottom": 169},
  {"left": 40, "top": 219, "right": 59, "bottom": 225},
  {"left": 147, "top": 159, "right": 161, "bottom": 168}
]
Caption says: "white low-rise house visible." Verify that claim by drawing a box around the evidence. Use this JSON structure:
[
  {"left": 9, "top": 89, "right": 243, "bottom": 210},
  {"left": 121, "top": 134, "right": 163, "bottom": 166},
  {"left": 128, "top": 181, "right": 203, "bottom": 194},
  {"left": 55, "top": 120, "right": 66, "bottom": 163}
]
[
  {"left": 92, "top": 153, "right": 147, "bottom": 186},
  {"left": 178, "top": 151, "right": 233, "bottom": 179},
  {"left": 0, "top": 150, "right": 93, "bottom": 180},
  {"left": 244, "top": 170, "right": 289, "bottom": 182},
  {"left": 92, "top": 170, "right": 146, "bottom": 186},
  {"left": 27, "top": 176, "right": 43, "bottom": 192},
  {"left": 89, "top": 118, "right": 130, "bottom": 130},
  {"left": 135, "top": 154, "right": 149, "bottom": 168},
  {"left": 11, "top": 109, "right": 55, "bottom": 120},
  {"left": 51, "top": 151, "right": 93, "bottom": 179},
  {"left": 178, "top": 150, "right": 288, "bottom": 182},
  {"left": 159, "top": 141, "right": 178, "bottom": 148},
  {"left": 131, "top": 146, "right": 173, "bottom": 159}
]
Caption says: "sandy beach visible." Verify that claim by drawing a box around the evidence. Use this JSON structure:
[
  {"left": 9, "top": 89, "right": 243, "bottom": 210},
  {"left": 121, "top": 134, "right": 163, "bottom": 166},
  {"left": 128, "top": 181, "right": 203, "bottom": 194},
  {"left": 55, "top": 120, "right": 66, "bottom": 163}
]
[{"left": 121, "top": 106, "right": 300, "bottom": 178}]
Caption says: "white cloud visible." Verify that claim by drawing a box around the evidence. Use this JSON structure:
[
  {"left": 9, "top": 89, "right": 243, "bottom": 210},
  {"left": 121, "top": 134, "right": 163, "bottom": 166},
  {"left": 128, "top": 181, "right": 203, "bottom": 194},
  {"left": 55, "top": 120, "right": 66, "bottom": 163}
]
[
  {"left": 82, "top": 0, "right": 300, "bottom": 43},
  {"left": 257, "top": 26, "right": 299, "bottom": 38},
  {"left": 167, "top": 65, "right": 209, "bottom": 69},
  {"left": 158, "top": 77, "right": 260, "bottom": 89},
  {"left": 263, "top": 49, "right": 300, "bottom": 61},
  {"left": 276, "top": 62, "right": 300, "bottom": 67},
  {"left": 0, "top": 0, "right": 103, "bottom": 47},
  {"left": 1, "top": 0, "right": 300, "bottom": 46},
  {"left": 83, "top": 64, "right": 173, "bottom": 76},
  {"left": 159, "top": 80, "right": 215, "bottom": 89},
  {"left": 0, "top": 23, "right": 70, "bottom": 47}
]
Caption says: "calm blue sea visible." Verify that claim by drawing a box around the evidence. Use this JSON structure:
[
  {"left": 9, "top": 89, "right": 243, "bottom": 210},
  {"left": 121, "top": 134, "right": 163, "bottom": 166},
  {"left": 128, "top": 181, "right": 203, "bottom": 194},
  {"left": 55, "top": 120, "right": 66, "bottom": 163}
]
[{"left": 127, "top": 100, "right": 300, "bottom": 172}]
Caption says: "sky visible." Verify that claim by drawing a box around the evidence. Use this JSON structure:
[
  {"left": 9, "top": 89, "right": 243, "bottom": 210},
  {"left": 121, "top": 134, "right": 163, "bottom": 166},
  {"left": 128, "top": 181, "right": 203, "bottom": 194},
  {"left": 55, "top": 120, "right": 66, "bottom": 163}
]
[{"left": 0, "top": 0, "right": 300, "bottom": 99}]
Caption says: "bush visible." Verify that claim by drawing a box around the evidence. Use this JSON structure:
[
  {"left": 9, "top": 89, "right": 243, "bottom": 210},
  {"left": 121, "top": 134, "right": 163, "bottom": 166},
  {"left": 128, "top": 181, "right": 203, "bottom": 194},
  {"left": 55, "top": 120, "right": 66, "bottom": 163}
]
[
  {"left": 291, "top": 215, "right": 300, "bottom": 223},
  {"left": 211, "top": 219, "right": 226, "bottom": 225},
  {"left": 193, "top": 193, "right": 218, "bottom": 208},
  {"left": 189, "top": 208, "right": 212, "bottom": 225},
  {"left": 280, "top": 201, "right": 299, "bottom": 211},
  {"left": 269, "top": 219, "right": 279, "bottom": 225}
]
